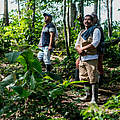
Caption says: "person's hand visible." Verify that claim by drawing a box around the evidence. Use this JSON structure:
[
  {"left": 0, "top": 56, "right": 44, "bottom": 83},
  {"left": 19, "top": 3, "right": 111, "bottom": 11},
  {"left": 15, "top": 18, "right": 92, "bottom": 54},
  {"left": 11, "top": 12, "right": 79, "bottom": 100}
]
[
  {"left": 48, "top": 45, "right": 52, "bottom": 51},
  {"left": 78, "top": 48, "right": 86, "bottom": 56},
  {"left": 78, "top": 48, "right": 83, "bottom": 54}
]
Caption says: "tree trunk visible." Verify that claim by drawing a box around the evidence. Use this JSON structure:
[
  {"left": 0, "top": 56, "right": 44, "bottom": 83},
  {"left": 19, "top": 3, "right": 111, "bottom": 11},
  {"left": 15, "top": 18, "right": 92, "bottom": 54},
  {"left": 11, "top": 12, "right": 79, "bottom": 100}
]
[
  {"left": 63, "top": 0, "right": 70, "bottom": 57},
  {"left": 69, "top": 2, "right": 76, "bottom": 27},
  {"left": 98, "top": 0, "right": 101, "bottom": 23},
  {"left": 4, "top": 0, "right": 9, "bottom": 26},
  {"left": 94, "top": 0, "right": 98, "bottom": 14},
  {"left": 26, "top": 0, "right": 35, "bottom": 44},
  {"left": 32, "top": 0, "right": 35, "bottom": 28},
  {"left": 109, "top": 0, "right": 113, "bottom": 37},
  {"left": 18, "top": 0, "right": 21, "bottom": 19},
  {"left": 67, "top": 0, "right": 70, "bottom": 46},
  {"left": 107, "top": 0, "right": 112, "bottom": 37},
  {"left": 77, "top": 0, "right": 84, "bottom": 29}
]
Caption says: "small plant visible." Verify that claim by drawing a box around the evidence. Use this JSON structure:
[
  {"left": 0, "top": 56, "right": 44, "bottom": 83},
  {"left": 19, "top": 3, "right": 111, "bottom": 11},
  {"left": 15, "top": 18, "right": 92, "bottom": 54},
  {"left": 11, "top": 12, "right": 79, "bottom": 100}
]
[{"left": 81, "top": 104, "right": 112, "bottom": 120}]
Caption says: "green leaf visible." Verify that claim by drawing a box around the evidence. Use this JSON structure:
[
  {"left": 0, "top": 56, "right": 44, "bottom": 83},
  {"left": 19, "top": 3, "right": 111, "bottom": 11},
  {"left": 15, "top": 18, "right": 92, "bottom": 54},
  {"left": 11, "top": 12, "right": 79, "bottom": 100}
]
[
  {"left": 21, "top": 49, "right": 33, "bottom": 61},
  {"left": 30, "top": 73, "right": 36, "bottom": 89},
  {"left": 49, "top": 88, "right": 63, "bottom": 99},
  {"left": 5, "top": 52, "right": 22, "bottom": 63},
  {"left": 44, "top": 76, "right": 53, "bottom": 80},
  {"left": 31, "top": 58, "right": 42, "bottom": 73},
  {"left": 0, "top": 74, "right": 15, "bottom": 88},
  {"left": 16, "top": 55, "right": 27, "bottom": 71},
  {"left": 62, "top": 80, "right": 87, "bottom": 87},
  {"left": 12, "top": 86, "right": 31, "bottom": 99},
  {"left": 12, "top": 86, "right": 23, "bottom": 95}
]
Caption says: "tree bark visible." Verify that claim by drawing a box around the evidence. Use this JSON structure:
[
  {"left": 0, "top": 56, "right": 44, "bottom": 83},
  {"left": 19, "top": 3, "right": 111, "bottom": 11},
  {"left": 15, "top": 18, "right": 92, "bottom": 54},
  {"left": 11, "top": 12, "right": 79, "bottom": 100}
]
[
  {"left": 4, "top": 0, "right": 9, "bottom": 26},
  {"left": 109, "top": 0, "right": 113, "bottom": 36},
  {"left": 98, "top": 0, "right": 101, "bottom": 23},
  {"left": 18, "top": 0, "right": 21, "bottom": 19},
  {"left": 63, "top": 0, "right": 70, "bottom": 57},
  {"left": 94, "top": 0, "right": 98, "bottom": 14},
  {"left": 77, "top": 0, "right": 84, "bottom": 29},
  {"left": 107, "top": 0, "right": 112, "bottom": 37},
  {"left": 67, "top": 0, "right": 70, "bottom": 46},
  {"left": 69, "top": 2, "right": 76, "bottom": 27},
  {"left": 32, "top": 0, "right": 35, "bottom": 28}
]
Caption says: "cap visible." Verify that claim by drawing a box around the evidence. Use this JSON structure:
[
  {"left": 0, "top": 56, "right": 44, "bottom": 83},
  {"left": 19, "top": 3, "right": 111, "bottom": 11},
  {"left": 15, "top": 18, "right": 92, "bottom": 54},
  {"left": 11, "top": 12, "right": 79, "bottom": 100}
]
[{"left": 43, "top": 13, "right": 52, "bottom": 18}]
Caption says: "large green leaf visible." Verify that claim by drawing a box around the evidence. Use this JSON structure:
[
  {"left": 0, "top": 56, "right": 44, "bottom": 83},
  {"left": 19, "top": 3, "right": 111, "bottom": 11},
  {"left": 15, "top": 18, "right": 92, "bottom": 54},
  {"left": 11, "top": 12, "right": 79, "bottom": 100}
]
[
  {"left": 16, "top": 55, "right": 27, "bottom": 71},
  {"left": 0, "top": 74, "right": 15, "bottom": 88},
  {"left": 21, "top": 49, "right": 34, "bottom": 63},
  {"left": 20, "top": 49, "right": 42, "bottom": 72},
  {"left": 31, "top": 58, "right": 42, "bottom": 73},
  {"left": 5, "top": 52, "right": 22, "bottom": 63}
]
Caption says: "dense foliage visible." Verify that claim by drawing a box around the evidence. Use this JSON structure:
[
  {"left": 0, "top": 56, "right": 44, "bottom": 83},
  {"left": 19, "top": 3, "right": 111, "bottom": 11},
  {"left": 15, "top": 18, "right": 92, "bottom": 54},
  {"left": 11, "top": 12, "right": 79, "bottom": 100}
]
[{"left": 0, "top": 0, "right": 120, "bottom": 120}]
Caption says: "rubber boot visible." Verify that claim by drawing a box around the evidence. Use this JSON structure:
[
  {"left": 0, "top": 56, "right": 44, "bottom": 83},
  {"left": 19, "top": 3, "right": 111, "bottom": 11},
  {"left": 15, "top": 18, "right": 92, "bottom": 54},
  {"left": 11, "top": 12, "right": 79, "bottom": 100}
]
[
  {"left": 90, "top": 84, "right": 98, "bottom": 104},
  {"left": 46, "top": 64, "right": 51, "bottom": 72},
  {"left": 75, "top": 69, "right": 79, "bottom": 81},
  {"left": 80, "top": 84, "right": 91, "bottom": 101}
]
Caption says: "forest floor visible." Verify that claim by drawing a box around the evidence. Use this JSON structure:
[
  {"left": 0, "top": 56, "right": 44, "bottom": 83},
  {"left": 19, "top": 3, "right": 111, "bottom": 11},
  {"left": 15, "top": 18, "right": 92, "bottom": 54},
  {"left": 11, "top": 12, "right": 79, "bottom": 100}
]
[
  {"left": 1, "top": 53, "right": 120, "bottom": 105},
  {"left": 0, "top": 52, "right": 120, "bottom": 119}
]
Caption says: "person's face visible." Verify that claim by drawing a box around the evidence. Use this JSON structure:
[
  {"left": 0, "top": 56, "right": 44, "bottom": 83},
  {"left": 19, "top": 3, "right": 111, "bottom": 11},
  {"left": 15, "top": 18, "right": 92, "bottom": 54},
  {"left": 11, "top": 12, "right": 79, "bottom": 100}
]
[
  {"left": 83, "top": 16, "right": 92, "bottom": 29},
  {"left": 44, "top": 16, "right": 51, "bottom": 23}
]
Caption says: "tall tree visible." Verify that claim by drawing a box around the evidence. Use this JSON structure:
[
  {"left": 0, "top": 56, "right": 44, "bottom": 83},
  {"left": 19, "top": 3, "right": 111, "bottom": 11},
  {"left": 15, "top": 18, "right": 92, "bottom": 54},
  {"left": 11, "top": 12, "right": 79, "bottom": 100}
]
[
  {"left": 94, "top": 0, "right": 98, "bottom": 14},
  {"left": 109, "top": 0, "right": 113, "bottom": 36},
  {"left": 32, "top": 0, "right": 35, "bottom": 28},
  {"left": 69, "top": 1, "right": 76, "bottom": 27},
  {"left": 18, "top": 0, "right": 21, "bottom": 19},
  {"left": 98, "top": 0, "right": 101, "bottom": 23},
  {"left": 77, "top": 0, "right": 84, "bottom": 29},
  {"left": 63, "top": 0, "right": 70, "bottom": 57},
  {"left": 67, "top": 0, "right": 70, "bottom": 46},
  {"left": 4, "top": 0, "right": 9, "bottom": 26},
  {"left": 107, "top": 0, "right": 112, "bottom": 37},
  {"left": 25, "top": 0, "right": 36, "bottom": 44}
]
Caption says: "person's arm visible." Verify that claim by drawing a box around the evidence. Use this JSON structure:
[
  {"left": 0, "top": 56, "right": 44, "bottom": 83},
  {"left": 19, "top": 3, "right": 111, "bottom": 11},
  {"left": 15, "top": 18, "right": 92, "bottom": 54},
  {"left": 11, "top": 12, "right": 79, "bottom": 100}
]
[
  {"left": 75, "top": 33, "right": 81, "bottom": 54},
  {"left": 75, "top": 32, "right": 80, "bottom": 49},
  {"left": 48, "top": 32, "right": 55, "bottom": 50},
  {"left": 77, "top": 44, "right": 95, "bottom": 54},
  {"left": 77, "top": 28, "right": 101, "bottom": 54},
  {"left": 75, "top": 31, "right": 86, "bottom": 55},
  {"left": 48, "top": 23, "right": 56, "bottom": 50}
]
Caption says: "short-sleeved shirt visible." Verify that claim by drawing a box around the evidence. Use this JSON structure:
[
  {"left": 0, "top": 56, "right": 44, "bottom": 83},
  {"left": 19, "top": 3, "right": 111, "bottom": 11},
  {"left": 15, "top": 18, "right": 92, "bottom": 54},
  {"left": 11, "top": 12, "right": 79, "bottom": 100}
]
[{"left": 39, "top": 22, "right": 56, "bottom": 47}]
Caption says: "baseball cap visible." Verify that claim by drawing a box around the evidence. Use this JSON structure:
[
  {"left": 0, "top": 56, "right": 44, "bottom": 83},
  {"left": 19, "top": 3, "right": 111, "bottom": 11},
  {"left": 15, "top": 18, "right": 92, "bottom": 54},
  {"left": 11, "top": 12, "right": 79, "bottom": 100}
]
[{"left": 43, "top": 13, "right": 52, "bottom": 18}]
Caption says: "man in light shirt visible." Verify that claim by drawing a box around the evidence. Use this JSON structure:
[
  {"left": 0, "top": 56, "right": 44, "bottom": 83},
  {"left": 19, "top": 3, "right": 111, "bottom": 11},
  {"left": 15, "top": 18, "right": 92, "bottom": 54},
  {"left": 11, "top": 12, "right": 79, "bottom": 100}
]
[{"left": 75, "top": 14, "right": 101, "bottom": 103}]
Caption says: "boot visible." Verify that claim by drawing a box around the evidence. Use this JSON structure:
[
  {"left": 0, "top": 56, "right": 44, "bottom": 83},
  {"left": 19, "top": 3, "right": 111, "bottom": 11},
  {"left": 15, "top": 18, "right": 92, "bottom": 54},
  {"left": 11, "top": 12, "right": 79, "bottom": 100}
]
[
  {"left": 46, "top": 64, "right": 51, "bottom": 72},
  {"left": 90, "top": 84, "right": 98, "bottom": 104},
  {"left": 75, "top": 69, "right": 79, "bottom": 81},
  {"left": 80, "top": 84, "right": 91, "bottom": 101}
]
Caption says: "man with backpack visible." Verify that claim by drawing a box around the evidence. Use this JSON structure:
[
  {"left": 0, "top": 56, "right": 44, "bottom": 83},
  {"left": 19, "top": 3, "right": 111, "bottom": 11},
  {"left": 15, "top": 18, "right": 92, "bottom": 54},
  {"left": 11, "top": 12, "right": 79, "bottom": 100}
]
[
  {"left": 75, "top": 14, "right": 101, "bottom": 103},
  {"left": 37, "top": 13, "right": 57, "bottom": 72},
  {"left": 75, "top": 13, "right": 104, "bottom": 87}
]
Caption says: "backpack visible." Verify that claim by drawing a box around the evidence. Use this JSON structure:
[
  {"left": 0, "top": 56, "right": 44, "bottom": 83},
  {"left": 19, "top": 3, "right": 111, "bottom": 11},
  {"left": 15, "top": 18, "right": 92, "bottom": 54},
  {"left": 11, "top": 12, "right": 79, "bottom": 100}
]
[{"left": 96, "top": 26, "right": 105, "bottom": 54}]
